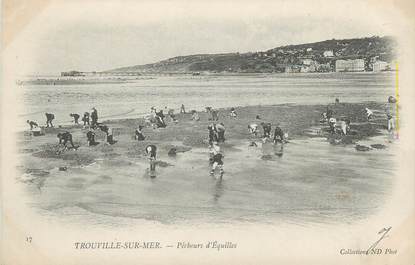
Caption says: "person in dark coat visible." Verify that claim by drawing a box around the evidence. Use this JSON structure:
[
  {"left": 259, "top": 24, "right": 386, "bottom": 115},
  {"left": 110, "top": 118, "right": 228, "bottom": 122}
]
[
  {"left": 45, "top": 113, "right": 55, "bottom": 127},
  {"left": 261, "top": 122, "right": 272, "bottom": 138},
  {"left": 91, "top": 108, "right": 98, "bottom": 128},
  {"left": 57, "top": 131, "right": 76, "bottom": 149},
  {"left": 273, "top": 124, "right": 284, "bottom": 143},
  {"left": 82, "top": 112, "right": 90, "bottom": 126},
  {"left": 208, "top": 124, "right": 218, "bottom": 145},
  {"left": 70, "top": 113, "right": 80, "bottom": 124},
  {"left": 135, "top": 126, "right": 145, "bottom": 141},
  {"left": 27, "top": 120, "right": 38, "bottom": 130}
]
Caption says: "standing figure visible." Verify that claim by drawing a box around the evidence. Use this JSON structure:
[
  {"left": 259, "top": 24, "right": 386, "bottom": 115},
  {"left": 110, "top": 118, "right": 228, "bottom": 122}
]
[
  {"left": 211, "top": 109, "right": 219, "bottom": 121},
  {"left": 82, "top": 112, "right": 90, "bottom": 126},
  {"left": 135, "top": 126, "right": 145, "bottom": 141},
  {"left": 180, "top": 104, "right": 186, "bottom": 114},
  {"left": 216, "top": 123, "right": 226, "bottom": 142},
  {"left": 208, "top": 124, "right": 218, "bottom": 145},
  {"left": 91, "top": 108, "right": 98, "bottom": 128},
  {"left": 387, "top": 114, "right": 395, "bottom": 133},
  {"left": 209, "top": 143, "right": 224, "bottom": 178},
  {"left": 261, "top": 122, "right": 272, "bottom": 138},
  {"left": 230, "top": 108, "right": 237, "bottom": 118},
  {"left": 248, "top": 123, "right": 258, "bottom": 136},
  {"left": 86, "top": 130, "right": 98, "bottom": 146},
  {"left": 70, "top": 113, "right": 80, "bottom": 124},
  {"left": 273, "top": 124, "right": 284, "bottom": 144},
  {"left": 145, "top": 145, "right": 157, "bottom": 174},
  {"left": 45, "top": 113, "right": 55, "bottom": 127},
  {"left": 329, "top": 117, "right": 337, "bottom": 134}
]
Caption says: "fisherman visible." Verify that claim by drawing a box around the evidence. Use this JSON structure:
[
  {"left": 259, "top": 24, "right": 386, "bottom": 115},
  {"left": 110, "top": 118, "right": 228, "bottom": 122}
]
[
  {"left": 155, "top": 110, "right": 166, "bottom": 128},
  {"left": 107, "top": 127, "right": 115, "bottom": 144},
  {"left": 145, "top": 144, "right": 157, "bottom": 172},
  {"left": 320, "top": 112, "right": 328, "bottom": 123},
  {"left": 261, "top": 122, "right": 272, "bottom": 138},
  {"left": 168, "top": 109, "right": 178, "bottom": 122},
  {"left": 211, "top": 109, "right": 219, "bottom": 121},
  {"left": 86, "top": 130, "right": 98, "bottom": 146},
  {"left": 70, "top": 113, "right": 80, "bottom": 124},
  {"left": 248, "top": 123, "right": 258, "bottom": 136},
  {"left": 180, "top": 104, "right": 186, "bottom": 114},
  {"left": 208, "top": 124, "right": 218, "bottom": 145},
  {"left": 365, "top": 108, "right": 373, "bottom": 121},
  {"left": 335, "top": 97, "right": 340, "bottom": 104},
  {"left": 45, "top": 113, "right": 55, "bottom": 127},
  {"left": 273, "top": 124, "right": 284, "bottom": 144},
  {"left": 230, "top": 108, "right": 237, "bottom": 118},
  {"left": 216, "top": 123, "right": 226, "bottom": 142},
  {"left": 26, "top": 120, "right": 38, "bottom": 130},
  {"left": 99, "top": 124, "right": 115, "bottom": 144},
  {"left": 135, "top": 125, "right": 145, "bottom": 141},
  {"left": 57, "top": 131, "right": 76, "bottom": 149},
  {"left": 337, "top": 120, "right": 348, "bottom": 135},
  {"left": 91, "top": 107, "right": 98, "bottom": 128},
  {"left": 82, "top": 112, "right": 90, "bottom": 126},
  {"left": 328, "top": 117, "right": 337, "bottom": 134},
  {"left": 191, "top": 110, "right": 200, "bottom": 121},
  {"left": 209, "top": 142, "right": 224, "bottom": 178}
]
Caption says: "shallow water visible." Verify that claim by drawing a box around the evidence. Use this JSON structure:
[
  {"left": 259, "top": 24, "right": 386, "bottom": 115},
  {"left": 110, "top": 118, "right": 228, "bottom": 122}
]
[
  {"left": 19, "top": 72, "right": 394, "bottom": 128},
  {"left": 24, "top": 135, "right": 396, "bottom": 226}
]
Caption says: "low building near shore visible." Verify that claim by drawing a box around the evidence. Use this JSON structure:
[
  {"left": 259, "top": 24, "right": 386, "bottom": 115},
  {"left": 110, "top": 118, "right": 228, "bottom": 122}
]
[{"left": 335, "top": 59, "right": 365, "bottom": 72}]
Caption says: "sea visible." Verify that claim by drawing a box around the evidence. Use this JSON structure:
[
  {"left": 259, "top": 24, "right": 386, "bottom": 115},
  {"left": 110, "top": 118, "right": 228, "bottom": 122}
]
[{"left": 19, "top": 72, "right": 395, "bottom": 127}]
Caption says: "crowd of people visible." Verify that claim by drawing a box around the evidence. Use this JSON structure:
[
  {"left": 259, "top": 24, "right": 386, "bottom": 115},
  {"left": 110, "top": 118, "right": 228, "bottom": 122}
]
[{"left": 25, "top": 97, "right": 397, "bottom": 179}]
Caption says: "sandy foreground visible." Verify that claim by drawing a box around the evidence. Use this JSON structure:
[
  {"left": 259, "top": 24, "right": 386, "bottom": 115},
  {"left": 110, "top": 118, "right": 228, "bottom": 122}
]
[{"left": 16, "top": 102, "right": 397, "bottom": 224}]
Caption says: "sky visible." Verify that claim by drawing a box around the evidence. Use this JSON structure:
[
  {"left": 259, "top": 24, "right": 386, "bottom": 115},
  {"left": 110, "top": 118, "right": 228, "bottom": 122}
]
[{"left": 7, "top": 0, "right": 401, "bottom": 75}]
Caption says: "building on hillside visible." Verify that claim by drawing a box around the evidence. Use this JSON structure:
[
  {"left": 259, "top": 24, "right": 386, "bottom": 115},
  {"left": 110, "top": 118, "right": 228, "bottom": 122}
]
[
  {"left": 323, "top": 50, "right": 334, "bottom": 57},
  {"left": 372, "top": 61, "right": 389, "bottom": 72},
  {"left": 301, "top": 58, "right": 314, "bottom": 65},
  {"left": 300, "top": 64, "right": 316, "bottom": 73},
  {"left": 306, "top": 47, "right": 313, "bottom": 52},
  {"left": 335, "top": 59, "right": 365, "bottom": 72},
  {"left": 285, "top": 65, "right": 301, "bottom": 73}
]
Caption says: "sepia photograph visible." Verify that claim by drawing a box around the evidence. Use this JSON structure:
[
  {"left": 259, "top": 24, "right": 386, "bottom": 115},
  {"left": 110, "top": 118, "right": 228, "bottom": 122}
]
[{"left": 1, "top": 0, "right": 414, "bottom": 264}]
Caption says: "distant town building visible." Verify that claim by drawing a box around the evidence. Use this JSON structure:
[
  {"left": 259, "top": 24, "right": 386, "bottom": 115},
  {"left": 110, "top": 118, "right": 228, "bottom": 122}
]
[
  {"left": 306, "top": 47, "right": 313, "bottom": 52},
  {"left": 301, "top": 58, "right": 314, "bottom": 65},
  {"left": 61, "top": 71, "right": 84, "bottom": 77},
  {"left": 372, "top": 61, "right": 389, "bottom": 72},
  {"left": 335, "top": 59, "right": 365, "bottom": 72},
  {"left": 300, "top": 64, "right": 316, "bottom": 73},
  {"left": 285, "top": 65, "right": 301, "bottom": 73},
  {"left": 323, "top": 50, "right": 334, "bottom": 57}
]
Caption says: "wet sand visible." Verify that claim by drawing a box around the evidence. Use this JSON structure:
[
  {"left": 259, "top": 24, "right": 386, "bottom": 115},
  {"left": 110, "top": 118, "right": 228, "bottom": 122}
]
[{"left": 16, "top": 102, "right": 397, "bottom": 225}]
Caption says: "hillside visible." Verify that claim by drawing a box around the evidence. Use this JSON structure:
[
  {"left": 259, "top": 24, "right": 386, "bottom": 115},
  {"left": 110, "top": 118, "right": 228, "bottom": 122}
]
[{"left": 108, "top": 36, "right": 397, "bottom": 73}]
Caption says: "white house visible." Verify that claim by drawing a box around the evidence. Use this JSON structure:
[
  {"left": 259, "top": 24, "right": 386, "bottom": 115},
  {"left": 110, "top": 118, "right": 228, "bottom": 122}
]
[{"left": 323, "top": 50, "right": 334, "bottom": 57}]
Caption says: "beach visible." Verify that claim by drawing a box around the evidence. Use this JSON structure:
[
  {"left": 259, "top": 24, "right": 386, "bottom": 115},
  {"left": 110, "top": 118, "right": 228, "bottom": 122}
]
[{"left": 17, "top": 101, "right": 397, "bottom": 225}]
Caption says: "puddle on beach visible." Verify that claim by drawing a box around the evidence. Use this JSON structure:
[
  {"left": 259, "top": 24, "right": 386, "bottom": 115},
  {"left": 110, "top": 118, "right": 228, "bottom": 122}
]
[{"left": 21, "top": 135, "right": 396, "bottom": 226}]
